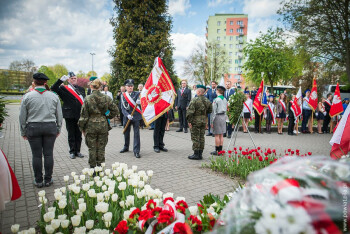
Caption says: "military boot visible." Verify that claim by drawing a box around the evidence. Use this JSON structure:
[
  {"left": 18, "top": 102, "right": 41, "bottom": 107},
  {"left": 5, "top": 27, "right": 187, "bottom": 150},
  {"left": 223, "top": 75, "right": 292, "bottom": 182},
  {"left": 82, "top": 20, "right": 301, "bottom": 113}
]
[
  {"left": 198, "top": 150, "right": 203, "bottom": 159},
  {"left": 211, "top": 146, "right": 219, "bottom": 156},
  {"left": 188, "top": 150, "right": 201, "bottom": 160}
]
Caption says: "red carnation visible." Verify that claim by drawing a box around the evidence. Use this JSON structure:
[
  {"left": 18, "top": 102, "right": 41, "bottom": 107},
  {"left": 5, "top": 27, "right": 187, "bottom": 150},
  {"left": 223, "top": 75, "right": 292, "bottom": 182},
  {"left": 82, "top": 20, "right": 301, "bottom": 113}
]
[
  {"left": 176, "top": 205, "right": 186, "bottom": 214},
  {"left": 158, "top": 210, "right": 173, "bottom": 225},
  {"left": 173, "top": 222, "right": 187, "bottom": 234},
  {"left": 151, "top": 207, "right": 163, "bottom": 217},
  {"left": 139, "top": 209, "right": 153, "bottom": 221},
  {"left": 256, "top": 152, "right": 260, "bottom": 156},
  {"left": 129, "top": 208, "right": 141, "bottom": 219},
  {"left": 146, "top": 199, "right": 157, "bottom": 210},
  {"left": 163, "top": 197, "right": 175, "bottom": 204},
  {"left": 197, "top": 203, "right": 204, "bottom": 214},
  {"left": 274, "top": 158, "right": 277, "bottom": 161},
  {"left": 228, "top": 155, "right": 231, "bottom": 158},
  {"left": 188, "top": 215, "right": 203, "bottom": 232},
  {"left": 269, "top": 161, "right": 274, "bottom": 164},
  {"left": 258, "top": 156, "right": 263, "bottom": 161},
  {"left": 177, "top": 200, "right": 188, "bottom": 208},
  {"left": 114, "top": 220, "right": 128, "bottom": 234}
]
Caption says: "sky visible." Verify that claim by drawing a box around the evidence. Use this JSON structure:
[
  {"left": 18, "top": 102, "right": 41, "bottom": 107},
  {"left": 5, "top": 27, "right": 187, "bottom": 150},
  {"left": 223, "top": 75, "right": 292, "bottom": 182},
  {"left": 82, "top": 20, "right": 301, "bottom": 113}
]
[{"left": 0, "top": 0, "right": 282, "bottom": 79}]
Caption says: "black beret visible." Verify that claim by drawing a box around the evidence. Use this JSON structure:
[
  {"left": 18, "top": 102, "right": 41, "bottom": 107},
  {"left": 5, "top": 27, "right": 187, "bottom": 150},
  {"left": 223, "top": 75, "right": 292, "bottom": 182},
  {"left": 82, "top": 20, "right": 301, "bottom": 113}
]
[
  {"left": 217, "top": 85, "right": 226, "bottom": 92},
  {"left": 33, "top": 72, "right": 49, "bottom": 80},
  {"left": 124, "top": 79, "right": 134, "bottom": 86},
  {"left": 68, "top": 72, "right": 76, "bottom": 77}
]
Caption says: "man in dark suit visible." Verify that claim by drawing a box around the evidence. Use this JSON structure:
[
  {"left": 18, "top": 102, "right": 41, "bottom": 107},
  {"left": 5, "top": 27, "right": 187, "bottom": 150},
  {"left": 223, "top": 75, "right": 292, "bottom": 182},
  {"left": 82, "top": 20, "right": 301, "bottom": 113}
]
[
  {"left": 224, "top": 80, "right": 235, "bottom": 138},
  {"left": 205, "top": 81, "right": 217, "bottom": 136},
  {"left": 120, "top": 79, "right": 142, "bottom": 158},
  {"left": 51, "top": 72, "right": 86, "bottom": 159},
  {"left": 175, "top": 80, "right": 191, "bottom": 133},
  {"left": 153, "top": 112, "right": 168, "bottom": 153}
]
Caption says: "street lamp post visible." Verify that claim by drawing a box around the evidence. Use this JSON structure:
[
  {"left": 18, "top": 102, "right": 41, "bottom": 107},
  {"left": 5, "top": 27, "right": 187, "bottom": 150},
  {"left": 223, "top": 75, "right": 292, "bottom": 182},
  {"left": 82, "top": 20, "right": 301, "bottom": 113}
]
[
  {"left": 210, "top": 46, "right": 214, "bottom": 82},
  {"left": 90, "top": 52, "right": 96, "bottom": 72}
]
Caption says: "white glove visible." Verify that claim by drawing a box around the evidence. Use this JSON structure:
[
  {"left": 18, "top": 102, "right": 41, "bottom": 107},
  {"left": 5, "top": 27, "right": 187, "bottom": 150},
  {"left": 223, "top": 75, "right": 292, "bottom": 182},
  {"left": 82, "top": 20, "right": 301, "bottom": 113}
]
[
  {"left": 60, "top": 75, "right": 69, "bottom": 82},
  {"left": 127, "top": 115, "right": 133, "bottom": 120},
  {"left": 136, "top": 99, "right": 141, "bottom": 105}
]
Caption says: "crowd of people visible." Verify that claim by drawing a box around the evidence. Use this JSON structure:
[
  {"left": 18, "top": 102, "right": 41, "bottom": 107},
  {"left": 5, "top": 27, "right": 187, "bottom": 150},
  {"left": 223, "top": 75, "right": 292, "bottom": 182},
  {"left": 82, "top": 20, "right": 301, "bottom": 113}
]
[{"left": 18, "top": 72, "right": 349, "bottom": 187}]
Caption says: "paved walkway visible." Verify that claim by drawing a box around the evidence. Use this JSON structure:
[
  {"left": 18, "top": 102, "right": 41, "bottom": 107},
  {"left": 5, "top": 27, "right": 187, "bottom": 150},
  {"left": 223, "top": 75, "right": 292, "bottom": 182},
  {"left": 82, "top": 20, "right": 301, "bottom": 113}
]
[{"left": 0, "top": 104, "right": 332, "bottom": 233}]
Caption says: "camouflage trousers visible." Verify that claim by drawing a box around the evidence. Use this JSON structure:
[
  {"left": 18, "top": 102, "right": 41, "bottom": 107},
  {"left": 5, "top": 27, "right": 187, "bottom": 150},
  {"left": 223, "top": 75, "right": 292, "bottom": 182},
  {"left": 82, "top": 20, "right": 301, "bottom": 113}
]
[
  {"left": 85, "top": 133, "right": 108, "bottom": 167},
  {"left": 190, "top": 123, "right": 206, "bottom": 150}
]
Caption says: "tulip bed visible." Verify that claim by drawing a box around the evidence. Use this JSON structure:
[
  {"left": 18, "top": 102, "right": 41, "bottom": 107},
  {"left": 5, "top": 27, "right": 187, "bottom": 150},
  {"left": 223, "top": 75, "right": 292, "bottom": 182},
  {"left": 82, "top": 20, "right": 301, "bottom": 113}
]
[
  {"left": 10, "top": 163, "right": 234, "bottom": 234},
  {"left": 204, "top": 147, "right": 313, "bottom": 179}
]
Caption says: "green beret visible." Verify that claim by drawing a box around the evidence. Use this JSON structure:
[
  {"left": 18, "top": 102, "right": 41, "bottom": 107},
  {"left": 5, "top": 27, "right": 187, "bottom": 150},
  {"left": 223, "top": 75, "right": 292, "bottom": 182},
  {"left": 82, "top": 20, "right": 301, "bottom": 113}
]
[
  {"left": 196, "top": 84, "right": 206, "bottom": 90},
  {"left": 89, "top": 76, "right": 98, "bottom": 81}
]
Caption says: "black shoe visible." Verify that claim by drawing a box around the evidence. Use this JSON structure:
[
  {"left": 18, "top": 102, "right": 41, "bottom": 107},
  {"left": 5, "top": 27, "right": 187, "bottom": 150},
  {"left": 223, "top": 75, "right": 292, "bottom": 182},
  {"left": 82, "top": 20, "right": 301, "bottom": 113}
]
[
  {"left": 159, "top": 147, "right": 168, "bottom": 152},
  {"left": 223, "top": 133, "right": 226, "bottom": 137},
  {"left": 76, "top": 152, "right": 84, "bottom": 158},
  {"left": 34, "top": 180, "right": 43, "bottom": 188},
  {"left": 211, "top": 146, "right": 219, "bottom": 156},
  {"left": 154, "top": 147, "right": 160, "bottom": 153},
  {"left": 120, "top": 148, "right": 129, "bottom": 153},
  {"left": 176, "top": 129, "right": 183, "bottom": 132},
  {"left": 188, "top": 150, "right": 201, "bottom": 160},
  {"left": 70, "top": 153, "right": 76, "bottom": 159},
  {"left": 149, "top": 128, "right": 154, "bottom": 130},
  {"left": 206, "top": 133, "right": 212, "bottom": 136},
  {"left": 45, "top": 179, "right": 54, "bottom": 187},
  {"left": 134, "top": 153, "right": 140, "bottom": 158},
  {"left": 184, "top": 129, "right": 188, "bottom": 133}
]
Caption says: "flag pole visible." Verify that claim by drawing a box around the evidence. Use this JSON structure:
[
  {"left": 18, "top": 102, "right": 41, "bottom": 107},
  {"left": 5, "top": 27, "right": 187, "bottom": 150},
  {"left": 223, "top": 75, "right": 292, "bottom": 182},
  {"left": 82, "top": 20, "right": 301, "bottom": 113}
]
[
  {"left": 123, "top": 105, "right": 138, "bottom": 134},
  {"left": 310, "top": 111, "right": 314, "bottom": 134}
]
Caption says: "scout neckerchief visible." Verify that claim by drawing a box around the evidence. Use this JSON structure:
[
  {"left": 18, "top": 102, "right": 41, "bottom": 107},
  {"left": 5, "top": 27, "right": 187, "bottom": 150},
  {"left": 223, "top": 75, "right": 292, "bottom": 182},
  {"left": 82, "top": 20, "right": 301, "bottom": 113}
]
[
  {"left": 34, "top": 87, "right": 47, "bottom": 94},
  {"left": 122, "top": 92, "right": 142, "bottom": 114},
  {"left": 279, "top": 100, "right": 286, "bottom": 112},
  {"left": 268, "top": 102, "right": 276, "bottom": 124},
  {"left": 65, "top": 83, "right": 84, "bottom": 105}
]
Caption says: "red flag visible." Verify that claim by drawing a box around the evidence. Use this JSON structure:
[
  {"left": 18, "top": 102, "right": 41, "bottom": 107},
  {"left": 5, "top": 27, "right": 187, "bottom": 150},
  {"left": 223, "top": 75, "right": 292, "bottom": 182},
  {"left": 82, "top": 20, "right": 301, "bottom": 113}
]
[
  {"left": 329, "top": 83, "right": 343, "bottom": 117},
  {"left": 308, "top": 78, "right": 318, "bottom": 111},
  {"left": 140, "top": 57, "right": 176, "bottom": 126},
  {"left": 253, "top": 80, "right": 265, "bottom": 115},
  {"left": 330, "top": 103, "right": 350, "bottom": 158}
]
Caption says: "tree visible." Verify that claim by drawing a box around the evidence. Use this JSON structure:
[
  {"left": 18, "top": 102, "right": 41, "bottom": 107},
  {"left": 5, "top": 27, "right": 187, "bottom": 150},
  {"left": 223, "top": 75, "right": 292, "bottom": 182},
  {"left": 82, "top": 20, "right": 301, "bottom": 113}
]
[
  {"left": 48, "top": 64, "right": 68, "bottom": 79},
  {"left": 38, "top": 66, "right": 56, "bottom": 87},
  {"left": 76, "top": 70, "right": 86, "bottom": 78},
  {"left": 109, "top": 0, "right": 177, "bottom": 93},
  {"left": 100, "top": 72, "right": 112, "bottom": 83},
  {"left": 86, "top": 71, "right": 97, "bottom": 78},
  {"left": 9, "top": 59, "right": 36, "bottom": 87},
  {"left": 278, "top": 0, "right": 350, "bottom": 84},
  {"left": 243, "top": 28, "right": 301, "bottom": 93},
  {"left": 183, "top": 42, "right": 229, "bottom": 85}
]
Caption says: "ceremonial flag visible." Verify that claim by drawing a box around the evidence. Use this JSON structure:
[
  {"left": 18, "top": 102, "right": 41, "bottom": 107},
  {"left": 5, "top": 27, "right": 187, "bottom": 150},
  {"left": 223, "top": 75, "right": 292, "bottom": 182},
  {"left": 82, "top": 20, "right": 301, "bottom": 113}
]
[
  {"left": 291, "top": 87, "right": 302, "bottom": 120},
  {"left": 140, "top": 57, "right": 176, "bottom": 126},
  {"left": 261, "top": 86, "right": 268, "bottom": 107},
  {"left": 253, "top": 80, "right": 265, "bottom": 115},
  {"left": 330, "top": 103, "right": 350, "bottom": 158},
  {"left": 329, "top": 83, "right": 343, "bottom": 117},
  {"left": 308, "top": 78, "right": 318, "bottom": 111}
]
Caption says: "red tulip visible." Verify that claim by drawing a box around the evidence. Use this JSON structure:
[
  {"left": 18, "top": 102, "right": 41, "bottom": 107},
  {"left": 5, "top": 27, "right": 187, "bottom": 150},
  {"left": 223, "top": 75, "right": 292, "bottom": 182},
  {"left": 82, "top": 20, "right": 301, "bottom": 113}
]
[
  {"left": 288, "top": 149, "right": 291, "bottom": 152},
  {"left": 291, "top": 151, "right": 294, "bottom": 155},
  {"left": 265, "top": 156, "right": 268, "bottom": 161},
  {"left": 248, "top": 156, "right": 252, "bottom": 160},
  {"left": 257, "top": 147, "right": 261, "bottom": 150},
  {"left": 234, "top": 147, "right": 237, "bottom": 151},
  {"left": 228, "top": 150, "right": 232, "bottom": 154},
  {"left": 235, "top": 151, "right": 237, "bottom": 154},
  {"left": 258, "top": 156, "right": 263, "bottom": 161},
  {"left": 264, "top": 152, "right": 268, "bottom": 156},
  {"left": 296, "top": 149, "right": 300, "bottom": 153},
  {"left": 308, "top": 152, "right": 312, "bottom": 156},
  {"left": 239, "top": 147, "right": 242, "bottom": 151}
]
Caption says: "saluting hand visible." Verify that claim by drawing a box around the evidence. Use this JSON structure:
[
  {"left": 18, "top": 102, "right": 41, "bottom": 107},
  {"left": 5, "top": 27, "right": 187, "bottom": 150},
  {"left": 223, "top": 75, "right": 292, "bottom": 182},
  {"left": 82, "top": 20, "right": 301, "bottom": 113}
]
[{"left": 60, "top": 75, "right": 69, "bottom": 82}]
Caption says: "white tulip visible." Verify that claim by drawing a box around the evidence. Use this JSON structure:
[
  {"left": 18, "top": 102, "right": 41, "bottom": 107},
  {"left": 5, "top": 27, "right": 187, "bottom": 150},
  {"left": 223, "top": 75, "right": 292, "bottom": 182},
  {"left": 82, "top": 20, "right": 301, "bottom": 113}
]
[
  {"left": 163, "top": 192, "right": 174, "bottom": 200},
  {"left": 27, "top": 228, "right": 35, "bottom": 234},
  {"left": 102, "top": 185, "right": 107, "bottom": 191},
  {"left": 79, "top": 203, "right": 86, "bottom": 212},
  {"left": 103, "top": 212, "right": 113, "bottom": 222},
  {"left": 108, "top": 187, "right": 115, "bottom": 195},
  {"left": 73, "top": 227, "right": 86, "bottom": 234},
  {"left": 54, "top": 192, "right": 62, "bottom": 200},
  {"left": 82, "top": 168, "right": 89, "bottom": 175},
  {"left": 132, "top": 165, "right": 137, "bottom": 172},
  {"left": 154, "top": 189, "right": 163, "bottom": 199},
  {"left": 38, "top": 190, "right": 46, "bottom": 197},
  {"left": 60, "top": 187, "right": 66, "bottom": 193},
  {"left": 76, "top": 210, "right": 82, "bottom": 216},
  {"left": 119, "top": 200, "right": 125, "bottom": 208},
  {"left": 105, "top": 169, "right": 111, "bottom": 176},
  {"left": 189, "top": 206, "right": 198, "bottom": 216},
  {"left": 117, "top": 176, "right": 122, "bottom": 182},
  {"left": 45, "top": 225, "right": 55, "bottom": 234},
  {"left": 71, "top": 172, "right": 76, "bottom": 177},
  {"left": 143, "top": 175, "right": 149, "bottom": 182},
  {"left": 11, "top": 224, "right": 20, "bottom": 233},
  {"left": 111, "top": 194, "right": 118, "bottom": 202},
  {"left": 58, "top": 200, "right": 67, "bottom": 209},
  {"left": 95, "top": 166, "right": 102, "bottom": 172},
  {"left": 85, "top": 220, "right": 94, "bottom": 229},
  {"left": 113, "top": 170, "right": 119, "bottom": 177},
  {"left": 51, "top": 219, "right": 61, "bottom": 229},
  {"left": 95, "top": 202, "right": 109, "bottom": 213},
  {"left": 118, "top": 182, "right": 126, "bottom": 190},
  {"left": 101, "top": 163, "right": 105, "bottom": 167},
  {"left": 88, "top": 189, "right": 96, "bottom": 198},
  {"left": 94, "top": 176, "right": 100, "bottom": 182},
  {"left": 138, "top": 181, "right": 145, "bottom": 188},
  {"left": 138, "top": 170, "right": 146, "bottom": 177},
  {"left": 43, "top": 212, "right": 55, "bottom": 222},
  {"left": 61, "top": 220, "right": 69, "bottom": 228},
  {"left": 105, "top": 221, "right": 111, "bottom": 228},
  {"left": 72, "top": 186, "right": 81, "bottom": 194},
  {"left": 71, "top": 215, "right": 81, "bottom": 227},
  {"left": 58, "top": 214, "right": 67, "bottom": 221},
  {"left": 136, "top": 191, "right": 144, "bottom": 199},
  {"left": 97, "top": 193, "right": 104, "bottom": 202},
  {"left": 88, "top": 181, "right": 94, "bottom": 186},
  {"left": 73, "top": 175, "right": 79, "bottom": 181},
  {"left": 82, "top": 183, "right": 90, "bottom": 191},
  {"left": 123, "top": 210, "right": 131, "bottom": 220},
  {"left": 63, "top": 176, "right": 69, "bottom": 182},
  {"left": 75, "top": 179, "right": 81, "bottom": 185},
  {"left": 96, "top": 181, "right": 103, "bottom": 187},
  {"left": 99, "top": 172, "right": 104, "bottom": 177},
  {"left": 104, "top": 191, "right": 110, "bottom": 199},
  {"left": 147, "top": 170, "right": 153, "bottom": 177},
  {"left": 80, "top": 175, "right": 86, "bottom": 181},
  {"left": 48, "top": 207, "right": 56, "bottom": 213}
]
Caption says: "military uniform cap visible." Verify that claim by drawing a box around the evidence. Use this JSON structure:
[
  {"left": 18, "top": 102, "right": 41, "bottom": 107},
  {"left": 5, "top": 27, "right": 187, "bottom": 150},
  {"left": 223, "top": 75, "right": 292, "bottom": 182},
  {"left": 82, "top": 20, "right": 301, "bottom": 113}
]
[
  {"left": 124, "top": 79, "right": 135, "bottom": 86},
  {"left": 268, "top": 94, "right": 275, "bottom": 98},
  {"left": 196, "top": 84, "right": 206, "bottom": 90},
  {"left": 217, "top": 85, "right": 226, "bottom": 92},
  {"left": 33, "top": 72, "right": 49, "bottom": 80},
  {"left": 89, "top": 76, "right": 98, "bottom": 81},
  {"left": 305, "top": 89, "right": 311, "bottom": 94},
  {"left": 68, "top": 72, "right": 76, "bottom": 77}
]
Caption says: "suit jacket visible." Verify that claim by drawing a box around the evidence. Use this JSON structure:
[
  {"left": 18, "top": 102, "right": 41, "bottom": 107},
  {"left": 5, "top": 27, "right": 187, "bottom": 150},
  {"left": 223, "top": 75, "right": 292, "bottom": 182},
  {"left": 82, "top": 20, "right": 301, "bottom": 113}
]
[
  {"left": 51, "top": 79, "right": 86, "bottom": 119},
  {"left": 175, "top": 87, "right": 191, "bottom": 109},
  {"left": 121, "top": 91, "right": 142, "bottom": 121},
  {"left": 206, "top": 88, "right": 217, "bottom": 103},
  {"left": 224, "top": 88, "right": 235, "bottom": 100}
]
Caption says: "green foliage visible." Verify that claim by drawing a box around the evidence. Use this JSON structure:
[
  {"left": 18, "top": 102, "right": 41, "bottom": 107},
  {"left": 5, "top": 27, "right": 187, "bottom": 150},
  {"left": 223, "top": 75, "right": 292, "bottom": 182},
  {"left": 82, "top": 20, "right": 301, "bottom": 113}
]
[
  {"left": 243, "top": 28, "right": 301, "bottom": 93},
  {"left": 87, "top": 71, "right": 97, "bottom": 78},
  {"left": 48, "top": 64, "right": 68, "bottom": 80},
  {"left": 76, "top": 70, "right": 86, "bottom": 78},
  {"left": 100, "top": 73, "right": 112, "bottom": 83},
  {"left": 227, "top": 92, "right": 245, "bottom": 124},
  {"left": 38, "top": 65, "right": 56, "bottom": 87},
  {"left": 0, "top": 96, "right": 8, "bottom": 129},
  {"left": 109, "top": 0, "right": 177, "bottom": 94}
]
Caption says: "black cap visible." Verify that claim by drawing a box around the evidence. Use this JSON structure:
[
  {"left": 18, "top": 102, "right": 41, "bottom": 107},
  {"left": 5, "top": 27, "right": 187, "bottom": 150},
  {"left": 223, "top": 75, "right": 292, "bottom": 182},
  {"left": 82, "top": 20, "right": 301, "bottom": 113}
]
[
  {"left": 68, "top": 72, "right": 76, "bottom": 77},
  {"left": 33, "top": 72, "right": 49, "bottom": 80},
  {"left": 217, "top": 85, "right": 226, "bottom": 92},
  {"left": 124, "top": 79, "right": 134, "bottom": 86}
]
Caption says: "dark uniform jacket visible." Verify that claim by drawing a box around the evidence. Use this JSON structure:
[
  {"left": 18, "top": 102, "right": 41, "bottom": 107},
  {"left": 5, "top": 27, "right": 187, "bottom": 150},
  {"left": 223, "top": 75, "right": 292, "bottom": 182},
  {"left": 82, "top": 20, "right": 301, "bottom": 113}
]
[
  {"left": 186, "top": 96, "right": 213, "bottom": 125},
  {"left": 206, "top": 88, "right": 217, "bottom": 103},
  {"left": 175, "top": 87, "right": 191, "bottom": 109},
  {"left": 121, "top": 91, "right": 142, "bottom": 121},
  {"left": 51, "top": 79, "right": 86, "bottom": 119}
]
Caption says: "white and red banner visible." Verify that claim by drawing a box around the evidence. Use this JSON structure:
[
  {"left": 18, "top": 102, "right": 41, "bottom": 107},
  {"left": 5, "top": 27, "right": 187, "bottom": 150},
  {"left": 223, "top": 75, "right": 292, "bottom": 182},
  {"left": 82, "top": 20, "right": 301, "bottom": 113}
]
[
  {"left": 329, "top": 83, "right": 343, "bottom": 118},
  {"left": 140, "top": 57, "right": 176, "bottom": 126},
  {"left": 291, "top": 87, "right": 302, "bottom": 121},
  {"left": 253, "top": 80, "right": 265, "bottom": 115},
  {"left": 123, "top": 92, "right": 142, "bottom": 114},
  {"left": 0, "top": 149, "right": 21, "bottom": 211},
  {"left": 268, "top": 103, "right": 276, "bottom": 125},
  {"left": 330, "top": 103, "right": 350, "bottom": 158},
  {"left": 65, "top": 84, "right": 84, "bottom": 105},
  {"left": 308, "top": 78, "right": 318, "bottom": 111}
]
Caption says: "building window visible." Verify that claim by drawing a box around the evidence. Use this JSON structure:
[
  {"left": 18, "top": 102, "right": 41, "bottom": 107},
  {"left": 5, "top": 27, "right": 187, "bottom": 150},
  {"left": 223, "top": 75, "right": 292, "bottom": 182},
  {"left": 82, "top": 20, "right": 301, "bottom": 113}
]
[
  {"left": 217, "top": 21, "right": 221, "bottom": 26},
  {"left": 236, "top": 36, "right": 239, "bottom": 40},
  {"left": 236, "top": 44, "right": 242, "bottom": 48},
  {"left": 229, "top": 59, "right": 232, "bottom": 64},
  {"left": 237, "top": 28, "right": 243, "bottom": 33},
  {"left": 237, "top": 21, "right": 243, "bottom": 25},
  {"left": 229, "top": 67, "right": 233, "bottom": 72},
  {"left": 230, "top": 21, "right": 233, "bottom": 25},
  {"left": 217, "top": 29, "right": 220, "bottom": 33},
  {"left": 230, "top": 36, "right": 233, "bottom": 41},
  {"left": 230, "top": 29, "right": 233, "bottom": 33},
  {"left": 235, "top": 75, "right": 241, "bottom": 79},
  {"left": 217, "top": 36, "right": 220, "bottom": 41},
  {"left": 229, "top": 52, "right": 232, "bottom": 56}
]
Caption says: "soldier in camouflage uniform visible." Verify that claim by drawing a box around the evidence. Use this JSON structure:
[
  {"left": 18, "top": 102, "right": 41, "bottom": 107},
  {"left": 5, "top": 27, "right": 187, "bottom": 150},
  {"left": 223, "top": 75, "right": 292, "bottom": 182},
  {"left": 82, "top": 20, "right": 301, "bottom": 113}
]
[
  {"left": 78, "top": 79, "right": 119, "bottom": 168},
  {"left": 186, "top": 84, "right": 213, "bottom": 160}
]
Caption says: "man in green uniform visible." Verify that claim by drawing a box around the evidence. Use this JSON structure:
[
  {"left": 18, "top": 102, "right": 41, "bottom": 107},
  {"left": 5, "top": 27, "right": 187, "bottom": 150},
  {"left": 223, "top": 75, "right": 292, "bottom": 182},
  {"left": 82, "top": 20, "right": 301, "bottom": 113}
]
[
  {"left": 78, "top": 79, "right": 119, "bottom": 168},
  {"left": 186, "top": 84, "right": 213, "bottom": 160}
]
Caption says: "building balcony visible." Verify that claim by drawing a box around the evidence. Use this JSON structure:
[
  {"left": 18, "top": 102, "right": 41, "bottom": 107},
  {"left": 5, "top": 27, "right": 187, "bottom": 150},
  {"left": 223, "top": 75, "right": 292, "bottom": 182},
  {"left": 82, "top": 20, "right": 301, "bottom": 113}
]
[
  {"left": 239, "top": 40, "right": 244, "bottom": 44},
  {"left": 239, "top": 48, "right": 243, "bottom": 52},
  {"left": 239, "top": 24, "right": 244, "bottom": 28},
  {"left": 239, "top": 32, "right": 244, "bottom": 36}
]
